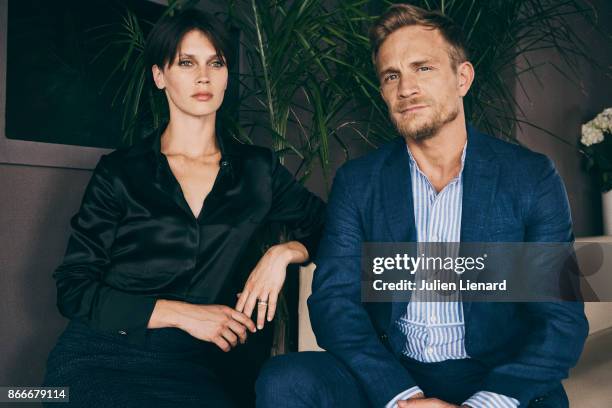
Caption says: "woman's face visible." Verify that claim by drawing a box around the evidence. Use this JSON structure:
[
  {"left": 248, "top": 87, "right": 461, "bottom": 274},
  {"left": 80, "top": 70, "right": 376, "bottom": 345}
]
[{"left": 152, "top": 29, "right": 228, "bottom": 119}]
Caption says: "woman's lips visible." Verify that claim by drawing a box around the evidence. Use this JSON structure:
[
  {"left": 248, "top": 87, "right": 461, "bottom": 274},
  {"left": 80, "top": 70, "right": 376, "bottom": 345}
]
[{"left": 192, "top": 92, "right": 213, "bottom": 101}]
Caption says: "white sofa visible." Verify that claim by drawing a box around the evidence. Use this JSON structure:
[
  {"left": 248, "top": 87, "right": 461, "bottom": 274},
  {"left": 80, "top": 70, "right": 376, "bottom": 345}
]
[{"left": 563, "top": 236, "right": 612, "bottom": 407}]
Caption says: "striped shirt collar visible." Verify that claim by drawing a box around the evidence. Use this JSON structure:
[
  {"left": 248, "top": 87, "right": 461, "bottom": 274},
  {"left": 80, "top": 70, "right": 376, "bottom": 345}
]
[{"left": 406, "top": 141, "right": 468, "bottom": 185}]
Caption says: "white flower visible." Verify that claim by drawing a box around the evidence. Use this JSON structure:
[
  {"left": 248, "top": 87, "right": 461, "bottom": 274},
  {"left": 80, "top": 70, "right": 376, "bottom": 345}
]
[
  {"left": 582, "top": 107, "right": 612, "bottom": 146},
  {"left": 581, "top": 123, "right": 604, "bottom": 146},
  {"left": 592, "top": 109, "right": 612, "bottom": 132}
]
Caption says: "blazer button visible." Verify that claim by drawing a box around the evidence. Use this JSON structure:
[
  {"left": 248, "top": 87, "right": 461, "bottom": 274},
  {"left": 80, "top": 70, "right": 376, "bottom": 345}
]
[{"left": 379, "top": 333, "right": 388, "bottom": 341}]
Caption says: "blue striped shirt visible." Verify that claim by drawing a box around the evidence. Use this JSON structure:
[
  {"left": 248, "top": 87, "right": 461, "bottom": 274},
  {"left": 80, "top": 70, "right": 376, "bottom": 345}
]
[{"left": 385, "top": 144, "right": 518, "bottom": 408}]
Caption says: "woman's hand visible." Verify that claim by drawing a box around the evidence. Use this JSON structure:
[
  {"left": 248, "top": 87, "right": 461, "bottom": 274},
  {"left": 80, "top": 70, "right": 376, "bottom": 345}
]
[
  {"left": 149, "top": 299, "right": 256, "bottom": 352},
  {"left": 235, "top": 241, "right": 309, "bottom": 330}
]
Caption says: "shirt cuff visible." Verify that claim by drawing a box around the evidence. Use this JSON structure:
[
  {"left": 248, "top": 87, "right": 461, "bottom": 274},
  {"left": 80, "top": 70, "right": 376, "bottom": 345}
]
[
  {"left": 463, "top": 391, "right": 519, "bottom": 408},
  {"left": 385, "top": 386, "right": 423, "bottom": 408},
  {"left": 92, "top": 290, "right": 158, "bottom": 345}
]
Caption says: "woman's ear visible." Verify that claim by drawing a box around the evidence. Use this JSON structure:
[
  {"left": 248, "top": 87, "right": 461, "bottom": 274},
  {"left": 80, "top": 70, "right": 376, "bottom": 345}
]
[{"left": 152, "top": 65, "right": 165, "bottom": 90}]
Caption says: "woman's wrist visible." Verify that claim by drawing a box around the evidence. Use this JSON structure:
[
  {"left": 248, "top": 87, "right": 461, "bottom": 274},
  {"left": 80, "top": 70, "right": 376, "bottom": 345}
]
[
  {"left": 148, "top": 299, "right": 184, "bottom": 329},
  {"left": 268, "top": 241, "right": 308, "bottom": 265}
]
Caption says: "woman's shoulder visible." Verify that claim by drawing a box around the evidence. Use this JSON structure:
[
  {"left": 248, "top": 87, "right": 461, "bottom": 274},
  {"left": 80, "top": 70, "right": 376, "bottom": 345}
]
[
  {"left": 92, "top": 133, "right": 158, "bottom": 175},
  {"left": 224, "top": 139, "right": 277, "bottom": 165}
]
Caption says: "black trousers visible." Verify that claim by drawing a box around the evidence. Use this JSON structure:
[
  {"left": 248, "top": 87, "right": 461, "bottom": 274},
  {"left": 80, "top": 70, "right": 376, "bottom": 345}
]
[{"left": 43, "top": 320, "right": 271, "bottom": 408}]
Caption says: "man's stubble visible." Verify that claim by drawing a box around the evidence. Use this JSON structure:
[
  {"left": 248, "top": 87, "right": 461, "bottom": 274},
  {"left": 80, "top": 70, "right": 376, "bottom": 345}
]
[{"left": 390, "top": 101, "right": 460, "bottom": 141}]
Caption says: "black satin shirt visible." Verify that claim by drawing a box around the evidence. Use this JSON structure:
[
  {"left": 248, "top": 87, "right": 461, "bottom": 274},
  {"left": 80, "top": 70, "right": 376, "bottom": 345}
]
[{"left": 53, "top": 128, "right": 325, "bottom": 343}]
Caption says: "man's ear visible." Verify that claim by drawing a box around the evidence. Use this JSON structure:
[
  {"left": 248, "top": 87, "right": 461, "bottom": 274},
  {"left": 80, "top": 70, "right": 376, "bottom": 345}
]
[
  {"left": 152, "top": 65, "right": 165, "bottom": 90},
  {"left": 457, "top": 61, "right": 475, "bottom": 97}
]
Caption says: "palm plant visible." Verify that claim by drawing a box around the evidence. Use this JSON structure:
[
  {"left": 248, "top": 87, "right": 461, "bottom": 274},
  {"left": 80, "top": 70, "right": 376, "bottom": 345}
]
[
  {"left": 94, "top": 0, "right": 607, "bottom": 355},
  {"left": 102, "top": 0, "right": 605, "bottom": 181},
  {"left": 226, "top": 0, "right": 374, "bottom": 188},
  {"left": 224, "top": 0, "right": 607, "bottom": 186},
  {"left": 320, "top": 0, "right": 606, "bottom": 146}
]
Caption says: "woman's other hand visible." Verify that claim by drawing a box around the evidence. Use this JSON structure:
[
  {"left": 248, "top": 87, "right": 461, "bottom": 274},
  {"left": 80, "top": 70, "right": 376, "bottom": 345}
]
[
  {"left": 235, "top": 241, "right": 309, "bottom": 330},
  {"left": 149, "top": 300, "right": 256, "bottom": 352}
]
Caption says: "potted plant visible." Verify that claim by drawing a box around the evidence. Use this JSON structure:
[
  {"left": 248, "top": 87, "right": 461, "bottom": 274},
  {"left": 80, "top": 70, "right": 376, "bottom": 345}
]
[
  {"left": 99, "top": 0, "right": 602, "bottom": 353},
  {"left": 581, "top": 108, "right": 612, "bottom": 234}
]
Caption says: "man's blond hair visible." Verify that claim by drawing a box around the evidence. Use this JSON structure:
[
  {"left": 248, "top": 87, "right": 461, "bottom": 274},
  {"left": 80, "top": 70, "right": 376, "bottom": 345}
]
[{"left": 369, "top": 4, "right": 469, "bottom": 70}]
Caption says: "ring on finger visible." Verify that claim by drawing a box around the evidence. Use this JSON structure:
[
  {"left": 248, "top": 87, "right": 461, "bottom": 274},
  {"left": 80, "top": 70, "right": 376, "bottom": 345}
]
[{"left": 257, "top": 299, "right": 268, "bottom": 306}]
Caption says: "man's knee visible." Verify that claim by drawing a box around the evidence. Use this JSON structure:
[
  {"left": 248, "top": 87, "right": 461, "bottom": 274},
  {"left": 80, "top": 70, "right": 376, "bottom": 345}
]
[{"left": 256, "top": 352, "right": 326, "bottom": 406}]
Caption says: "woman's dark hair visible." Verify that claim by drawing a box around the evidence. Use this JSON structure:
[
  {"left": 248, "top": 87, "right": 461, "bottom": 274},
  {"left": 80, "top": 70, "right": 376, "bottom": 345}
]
[{"left": 144, "top": 8, "right": 230, "bottom": 74}]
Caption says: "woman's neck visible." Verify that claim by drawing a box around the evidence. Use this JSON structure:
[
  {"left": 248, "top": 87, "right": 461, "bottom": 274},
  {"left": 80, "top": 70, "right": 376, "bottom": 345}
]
[{"left": 161, "top": 114, "right": 219, "bottom": 159}]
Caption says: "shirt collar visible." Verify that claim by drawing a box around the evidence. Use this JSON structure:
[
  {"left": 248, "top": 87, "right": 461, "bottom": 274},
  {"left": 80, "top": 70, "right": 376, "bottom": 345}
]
[
  {"left": 126, "top": 121, "right": 238, "bottom": 182},
  {"left": 406, "top": 141, "right": 468, "bottom": 181}
]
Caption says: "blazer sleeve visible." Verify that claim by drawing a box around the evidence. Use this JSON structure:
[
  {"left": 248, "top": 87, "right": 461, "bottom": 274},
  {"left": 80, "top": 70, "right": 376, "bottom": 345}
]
[
  {"left": 480, "top": 156, "right": 589, "bottom": 405},
  {"left": 308, "top": 166, "right": 418, "bottom": 407},
  {"left": 53, "top": 155, "right": 157, "bottom": 344},
  {"left": 265, "top": 152, "right": 326, "bottom": 262}
]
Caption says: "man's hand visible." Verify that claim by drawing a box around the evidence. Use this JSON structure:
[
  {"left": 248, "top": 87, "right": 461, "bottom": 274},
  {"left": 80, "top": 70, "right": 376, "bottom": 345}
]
[{"left": 398, "top": 398, "right": 468, "bottom": 407}]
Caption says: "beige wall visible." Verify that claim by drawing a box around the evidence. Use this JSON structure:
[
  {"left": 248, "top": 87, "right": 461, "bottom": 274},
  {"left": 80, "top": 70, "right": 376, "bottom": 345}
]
[{"left": 0, "top": 164, "right": 90, "bottom": 385}]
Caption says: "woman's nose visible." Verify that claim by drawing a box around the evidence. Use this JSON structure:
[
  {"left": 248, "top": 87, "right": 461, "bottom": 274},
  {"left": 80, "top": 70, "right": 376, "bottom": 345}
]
[{"left": 195, "top": 67, "right": 210, "bottom": 84}]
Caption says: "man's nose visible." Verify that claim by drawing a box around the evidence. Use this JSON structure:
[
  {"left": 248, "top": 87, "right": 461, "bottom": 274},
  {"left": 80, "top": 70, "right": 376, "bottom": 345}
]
[{"left": 398, "top": 75, "right": 419, "bottom": 98}]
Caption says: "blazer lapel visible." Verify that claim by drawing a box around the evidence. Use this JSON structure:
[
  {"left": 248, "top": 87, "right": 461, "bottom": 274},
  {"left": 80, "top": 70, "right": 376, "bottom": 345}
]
[
  {"left": 460, "top": 127, "right": 500, "bottom": 317},
  {"left": 382, "top": 138, "right": 417, "bottom": 243},
  {"left": 381, "top": 138, "right": 417, "bottom": 325}
]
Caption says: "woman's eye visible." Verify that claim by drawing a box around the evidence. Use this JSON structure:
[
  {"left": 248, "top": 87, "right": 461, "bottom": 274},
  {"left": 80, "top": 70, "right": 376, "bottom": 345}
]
[
  {"left": 178, "top": 59, "right": 193, "bottom": 67},
  {"left": 210, "top": 59, "right": 225, "bottom": 68}
]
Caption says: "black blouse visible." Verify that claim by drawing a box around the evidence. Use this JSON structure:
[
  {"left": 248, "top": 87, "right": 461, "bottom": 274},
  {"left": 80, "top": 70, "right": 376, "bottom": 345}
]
[{"left": 53, "top": 127, "right": 326, "bottom": 344}]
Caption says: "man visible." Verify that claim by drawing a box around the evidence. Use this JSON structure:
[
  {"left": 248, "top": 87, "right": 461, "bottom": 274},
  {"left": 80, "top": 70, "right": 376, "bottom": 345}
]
[{"left": 256, "top": 4, "right": 587, "bottom": 407}]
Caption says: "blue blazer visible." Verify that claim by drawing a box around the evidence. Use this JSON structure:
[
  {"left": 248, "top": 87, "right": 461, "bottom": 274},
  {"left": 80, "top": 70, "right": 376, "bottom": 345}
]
[{"left": 308, "top": 126, "right": 588, "bottom": 407}]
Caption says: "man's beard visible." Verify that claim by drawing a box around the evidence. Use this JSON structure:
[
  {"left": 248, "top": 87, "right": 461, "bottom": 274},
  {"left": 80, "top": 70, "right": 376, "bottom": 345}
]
[{"left": 390, "top": 102, "right": 459, "bottom": 141}]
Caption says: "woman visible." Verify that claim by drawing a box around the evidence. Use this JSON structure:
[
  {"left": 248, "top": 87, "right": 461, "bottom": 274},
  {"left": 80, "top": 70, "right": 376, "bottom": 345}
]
[{"left": 43, "top": 8, "right": 325, "bottom": 407}]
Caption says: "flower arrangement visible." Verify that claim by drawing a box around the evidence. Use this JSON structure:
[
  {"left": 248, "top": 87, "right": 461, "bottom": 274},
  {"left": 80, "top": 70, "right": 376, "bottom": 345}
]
[{"left": 581, "top": 108, "right": 612, "bottom": 192}]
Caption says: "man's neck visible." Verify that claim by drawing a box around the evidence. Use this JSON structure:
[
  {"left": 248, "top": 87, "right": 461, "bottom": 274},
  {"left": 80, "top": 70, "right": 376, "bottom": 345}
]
[{"left": 406, "top": 121, "right": 467, "bottom": 193}]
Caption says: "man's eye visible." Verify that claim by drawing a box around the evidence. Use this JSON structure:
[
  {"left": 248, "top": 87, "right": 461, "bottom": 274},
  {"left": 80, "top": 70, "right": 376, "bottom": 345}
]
[
  {"left": 178, "top": 59, "right": 193, "bottom": 66},
  {"left": 384, "top": 73, "right": 398, "bottom": 82},
  {"left": 417, "top": 66, "right": 433, "bottom": 72}
]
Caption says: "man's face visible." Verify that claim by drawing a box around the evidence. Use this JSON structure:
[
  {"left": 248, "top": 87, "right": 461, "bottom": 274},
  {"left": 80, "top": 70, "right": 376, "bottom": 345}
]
[{"left": 376, "top": 25, "right": 469, "bottom": 140}]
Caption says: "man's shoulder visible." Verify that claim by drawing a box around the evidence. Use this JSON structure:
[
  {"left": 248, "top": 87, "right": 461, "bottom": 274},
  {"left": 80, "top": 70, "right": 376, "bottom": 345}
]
[
  {"left": 473, "top": 129, "right": 553, "bottom": 172},
  {"left": 337, "top": 137, "right": 403, "bottom": 177}
]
